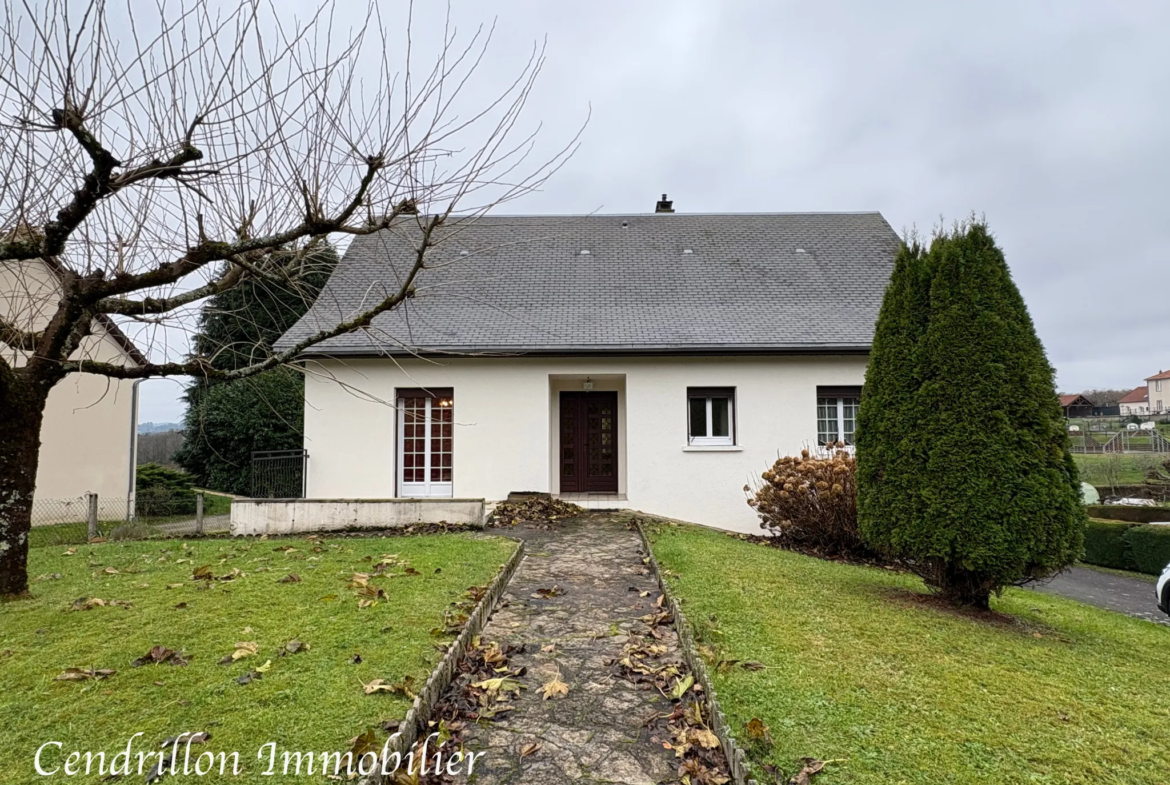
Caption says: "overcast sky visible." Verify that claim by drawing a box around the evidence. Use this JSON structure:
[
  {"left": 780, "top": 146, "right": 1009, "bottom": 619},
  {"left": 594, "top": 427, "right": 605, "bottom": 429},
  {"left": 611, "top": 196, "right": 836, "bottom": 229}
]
[{"left": 139, "top": 0, "right": 1170, "bottom": 422}]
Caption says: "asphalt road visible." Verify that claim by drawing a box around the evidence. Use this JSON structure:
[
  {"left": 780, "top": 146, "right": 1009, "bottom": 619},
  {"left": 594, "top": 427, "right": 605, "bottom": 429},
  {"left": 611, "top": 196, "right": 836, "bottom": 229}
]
[{"left": 1032, "top": 566, "right": 1168, "bottom": 626}]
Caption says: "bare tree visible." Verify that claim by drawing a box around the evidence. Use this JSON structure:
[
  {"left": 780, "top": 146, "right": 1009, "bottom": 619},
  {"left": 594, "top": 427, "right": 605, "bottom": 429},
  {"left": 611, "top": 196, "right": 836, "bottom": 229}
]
[{"left": 0, "top": 0, "right": 577, "bottom": 595}]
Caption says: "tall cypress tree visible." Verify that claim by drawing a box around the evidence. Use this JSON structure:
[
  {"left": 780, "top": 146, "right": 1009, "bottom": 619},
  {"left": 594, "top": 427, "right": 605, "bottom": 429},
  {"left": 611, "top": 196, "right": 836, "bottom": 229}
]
[
  {"left": 858, "top": 221, "right": 1084, "bottom": 608},
  {"left": 175, "top": 244, "right": 338, "bottom": 494}
]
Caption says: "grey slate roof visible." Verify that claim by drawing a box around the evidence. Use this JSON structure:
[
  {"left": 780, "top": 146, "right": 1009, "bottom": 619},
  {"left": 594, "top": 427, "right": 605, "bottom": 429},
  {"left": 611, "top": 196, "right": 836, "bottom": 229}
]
[{"left": 276, "top": 212, "right": 900, "bottom": 356}]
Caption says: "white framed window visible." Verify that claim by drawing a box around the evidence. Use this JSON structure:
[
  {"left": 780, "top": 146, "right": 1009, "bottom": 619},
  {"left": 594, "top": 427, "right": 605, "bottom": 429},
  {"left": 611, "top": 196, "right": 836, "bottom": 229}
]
[
  {"left": 816, "top": 386, "right": 862, "bottom": 446},
  {"left": 1157, "top": 380, "right": 1163, "bottom": 393},
  {"left": 688, "top": 387, "right": 735, "bottom": 446},
  {"left": 397, "top": 388, "right": 454, "bottom": 498}
]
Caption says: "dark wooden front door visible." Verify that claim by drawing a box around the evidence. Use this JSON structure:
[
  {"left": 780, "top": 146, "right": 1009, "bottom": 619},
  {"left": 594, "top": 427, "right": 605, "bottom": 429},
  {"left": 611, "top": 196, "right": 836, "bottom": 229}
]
[{"left": 559, "top": 392, "right": 618, "bottom": 493}]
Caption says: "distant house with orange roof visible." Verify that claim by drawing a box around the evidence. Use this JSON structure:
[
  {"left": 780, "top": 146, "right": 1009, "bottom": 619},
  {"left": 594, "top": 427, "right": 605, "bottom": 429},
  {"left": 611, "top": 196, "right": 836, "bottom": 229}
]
[{"left": 1119, "top": 386, "right": 1150, "bottom": 416}]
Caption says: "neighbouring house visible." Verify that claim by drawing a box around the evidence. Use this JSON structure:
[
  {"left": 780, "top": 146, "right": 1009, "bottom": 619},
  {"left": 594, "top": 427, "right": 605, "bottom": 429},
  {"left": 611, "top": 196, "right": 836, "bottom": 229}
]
[
  {"left": 276, "top": 205, "right": 900, "bottom": 533},
  {"left": 1146, "top": 370, "right": 1170, "bottom": 415},
  {"left": 1059, "top": 394, "right": 1094, "bottom": 418},
  {"left": 0, "top": 257, "right": 144, "bottom": 523},
  {"left": 1118, "top": 386, "right": 1150, "bottom": 416}
]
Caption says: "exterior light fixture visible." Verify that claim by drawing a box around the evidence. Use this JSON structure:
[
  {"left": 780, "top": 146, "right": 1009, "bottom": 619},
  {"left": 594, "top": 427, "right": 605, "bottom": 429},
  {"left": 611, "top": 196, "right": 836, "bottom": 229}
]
[{"left": 583, "top": 377, "right": 594, "bottom": 391}]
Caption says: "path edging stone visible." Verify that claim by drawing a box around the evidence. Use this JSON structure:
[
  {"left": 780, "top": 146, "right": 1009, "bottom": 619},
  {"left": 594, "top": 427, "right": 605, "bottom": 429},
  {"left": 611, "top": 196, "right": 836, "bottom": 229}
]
[
  {"left": 636, "top": 520, "right": 760, "bottom": 785},
  {"left": 361, "top": 536, "right": 526, "bottom": 784}
]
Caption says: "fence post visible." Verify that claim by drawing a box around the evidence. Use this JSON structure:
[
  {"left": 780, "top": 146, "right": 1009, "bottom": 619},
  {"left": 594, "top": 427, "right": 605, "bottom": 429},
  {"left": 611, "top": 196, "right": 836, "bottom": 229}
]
[
  {"left": 86, "top": 493, "right": 98, "bottom": 540},
  {"left": 195, "top": 492, "right": 204, "bottom": 535}
]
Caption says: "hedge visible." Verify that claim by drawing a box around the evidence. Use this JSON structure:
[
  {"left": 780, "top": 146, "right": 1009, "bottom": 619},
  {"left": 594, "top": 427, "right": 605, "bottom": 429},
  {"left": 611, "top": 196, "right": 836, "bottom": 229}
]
[
  {"left": 1082, "top": 519, "right": 1140, "bottom": 571},
  {"left": 1085, "top": 505, "right": 1170, "bottom": 524},
  {"left": 1123, "top": 525, "right": 1170, "bottom": 575}
]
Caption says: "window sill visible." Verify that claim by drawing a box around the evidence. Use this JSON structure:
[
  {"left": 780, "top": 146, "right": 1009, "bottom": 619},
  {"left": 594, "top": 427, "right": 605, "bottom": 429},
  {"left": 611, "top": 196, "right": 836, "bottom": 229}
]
[{"left": 682, "top": 445, "right": 743, "bottom": 452}]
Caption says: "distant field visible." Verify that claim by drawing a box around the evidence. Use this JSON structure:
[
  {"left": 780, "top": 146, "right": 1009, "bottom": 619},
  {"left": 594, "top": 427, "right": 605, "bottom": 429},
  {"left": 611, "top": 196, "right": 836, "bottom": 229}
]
[{"left": 1074, "top": 454, "right": 1165, "bottom": 486}]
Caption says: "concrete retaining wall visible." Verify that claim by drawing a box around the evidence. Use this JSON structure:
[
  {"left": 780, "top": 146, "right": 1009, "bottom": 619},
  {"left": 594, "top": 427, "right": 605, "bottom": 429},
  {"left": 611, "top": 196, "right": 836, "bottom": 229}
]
[{"left": 229, "top": 498, "right": 485, "bottom": 536}]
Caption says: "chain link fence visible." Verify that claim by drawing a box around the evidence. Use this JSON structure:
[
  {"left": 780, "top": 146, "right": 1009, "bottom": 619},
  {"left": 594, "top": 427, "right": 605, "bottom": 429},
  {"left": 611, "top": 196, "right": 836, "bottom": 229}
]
[{"left": 29, "top": 490, "right": 233, "bottom": 548}]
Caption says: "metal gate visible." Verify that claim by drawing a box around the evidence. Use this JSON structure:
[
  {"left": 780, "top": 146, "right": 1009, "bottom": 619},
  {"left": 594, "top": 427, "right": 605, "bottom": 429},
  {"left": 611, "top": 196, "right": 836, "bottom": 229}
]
[{"left": 251, "top": 450, "right": 308, "bottom": 498}]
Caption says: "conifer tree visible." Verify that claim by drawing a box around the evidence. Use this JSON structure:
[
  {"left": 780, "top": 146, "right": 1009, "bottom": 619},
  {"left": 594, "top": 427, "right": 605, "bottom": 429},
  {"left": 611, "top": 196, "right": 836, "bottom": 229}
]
[
  {"left": 175, "top": 244, "right": 338, "bottom": 494},
  {"left": 858, "top": 221, "right": 1085, "bottom": 608}
]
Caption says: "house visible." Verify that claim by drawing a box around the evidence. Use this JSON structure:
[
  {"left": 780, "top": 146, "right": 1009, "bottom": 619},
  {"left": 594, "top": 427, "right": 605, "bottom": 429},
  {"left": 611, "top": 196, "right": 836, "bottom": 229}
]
[
  {"left": 1118, "top": 386, "right": 1150, "bottom": 416},
  {"left": 1058, "top": 394, "right": 1094, "bottom": 418},
  {"left": 276, "top": 207, "right": 899, "bottom": 533},
  {"left": 0, "top": 258, "right": 144, "bottom": 523},
  {"left": 1146, "top": 371, "right": 1170, "bottom": 415}
]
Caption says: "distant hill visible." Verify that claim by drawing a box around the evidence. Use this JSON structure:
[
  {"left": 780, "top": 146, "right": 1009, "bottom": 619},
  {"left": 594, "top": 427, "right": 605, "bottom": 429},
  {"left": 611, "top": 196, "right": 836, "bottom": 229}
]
[{"left": 138, "top": 421, "right": 182, "bottom": 435}]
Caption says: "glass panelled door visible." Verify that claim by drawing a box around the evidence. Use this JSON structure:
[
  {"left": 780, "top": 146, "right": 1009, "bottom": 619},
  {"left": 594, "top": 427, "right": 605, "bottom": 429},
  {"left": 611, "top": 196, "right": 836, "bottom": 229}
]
[{"left": 397, "top": 390, "right": 453, "bottom": 498}]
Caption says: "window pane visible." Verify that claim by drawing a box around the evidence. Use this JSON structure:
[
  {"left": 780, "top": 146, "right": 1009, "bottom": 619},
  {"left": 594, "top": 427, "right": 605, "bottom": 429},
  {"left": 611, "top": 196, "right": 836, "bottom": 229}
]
[
  {"left": 842, "top": 398, "right": 859, "bottom": 445},
  {"left": 689, "top": 397, "right": 708, "bottom": 439},
  {"left": 817, "top": 397, "right": 839, "bottom": 445},
  {"left": 711, "top": 397, "right": 730, "bottom": 437}
]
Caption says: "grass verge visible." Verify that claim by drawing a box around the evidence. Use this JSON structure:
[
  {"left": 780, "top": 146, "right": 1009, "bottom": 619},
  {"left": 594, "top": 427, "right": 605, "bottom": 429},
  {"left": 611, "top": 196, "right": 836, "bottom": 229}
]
[
  {"left": 1, "top": 532, "right": 514, "bottom": 783},
  {"left": 646, "top": 522, "right": 1170, "bottom": 785}
]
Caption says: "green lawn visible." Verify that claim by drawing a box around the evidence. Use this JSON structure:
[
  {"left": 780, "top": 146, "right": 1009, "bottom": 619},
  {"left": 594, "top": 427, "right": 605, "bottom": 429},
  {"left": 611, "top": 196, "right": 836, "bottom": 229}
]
[
  {"left": 1073, "top": 453, "right": 1165, "bottom": 486},
  {"left": 1, "top": 533, "right": 514, "bottom": 782},
  {"left": 647, "top": 523, "right": 1170, "bottom": 785}
]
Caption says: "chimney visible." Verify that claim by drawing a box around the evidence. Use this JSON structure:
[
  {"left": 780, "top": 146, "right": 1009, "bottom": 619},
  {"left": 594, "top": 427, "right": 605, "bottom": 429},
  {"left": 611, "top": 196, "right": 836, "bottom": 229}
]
[{"left": 655, "top": 193, "right": 674, "bottom": 213}]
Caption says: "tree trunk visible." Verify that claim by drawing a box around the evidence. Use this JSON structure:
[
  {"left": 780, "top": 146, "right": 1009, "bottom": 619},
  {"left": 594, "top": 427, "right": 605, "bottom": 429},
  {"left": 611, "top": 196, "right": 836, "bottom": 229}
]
[{"left": 0, "top": 363, "right": 49, "bottom": 598}]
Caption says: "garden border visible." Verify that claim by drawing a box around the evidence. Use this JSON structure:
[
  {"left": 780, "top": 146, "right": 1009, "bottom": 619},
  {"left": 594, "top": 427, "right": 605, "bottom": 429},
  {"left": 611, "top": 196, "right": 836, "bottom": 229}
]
[
  {"left": 361, "top": 535, "right": 526, "bottom": 784},
  {"left": 636, "top": 518, "right": 761, "bottom": 785}
]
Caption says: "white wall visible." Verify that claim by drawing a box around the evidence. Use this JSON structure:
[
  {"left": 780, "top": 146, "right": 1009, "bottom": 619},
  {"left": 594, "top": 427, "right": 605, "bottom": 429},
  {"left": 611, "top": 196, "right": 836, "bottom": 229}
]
[
  {"left": 302, "top": 355, "right": 868, "bottom": 534},
  {"left": 1148, "top": 380, "right": 1167, "bottom": 414},
  {"left": 1, "top": 259, "right": 139, "bottom": 515}
]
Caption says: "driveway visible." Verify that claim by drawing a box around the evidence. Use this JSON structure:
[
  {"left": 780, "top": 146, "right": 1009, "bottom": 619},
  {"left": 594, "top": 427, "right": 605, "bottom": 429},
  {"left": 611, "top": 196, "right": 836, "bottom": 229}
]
[{"left": 1031, "top": 566, "right": 1167, "bottom": 626}]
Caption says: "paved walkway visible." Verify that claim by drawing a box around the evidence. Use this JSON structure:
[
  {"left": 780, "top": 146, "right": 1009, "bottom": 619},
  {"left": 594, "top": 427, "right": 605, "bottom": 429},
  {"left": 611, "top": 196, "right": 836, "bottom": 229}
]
[
  {"left": 1031, "top": 566, "right": 1167, "bottom": 626},
  {"left": 450, "top": 514, "right": 688, "bottom": 784}
]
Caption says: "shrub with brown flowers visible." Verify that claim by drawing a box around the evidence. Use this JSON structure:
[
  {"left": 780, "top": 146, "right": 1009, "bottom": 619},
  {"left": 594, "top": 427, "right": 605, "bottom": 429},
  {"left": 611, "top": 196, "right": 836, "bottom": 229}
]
[{"left": 746, "top": 445, "right": 873, "bottom": 560}]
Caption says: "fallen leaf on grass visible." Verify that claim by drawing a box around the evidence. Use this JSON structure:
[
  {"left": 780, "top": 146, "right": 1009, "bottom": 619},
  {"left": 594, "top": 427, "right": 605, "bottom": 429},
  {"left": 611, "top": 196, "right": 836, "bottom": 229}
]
[
  {"left": 218, "top": 642, "right": 259, "bottom": 664},
  {"left": 174, "top": 602, "right": 188, "bottom": 610},
  {"left": 55, "top": 668, "right": 116, "bottom": 681},
  {"left": 255, "top": 660, "right": 272, "bottom": 673},
  {"left": 740, "top": 661, "right": 766, "bottom": 671},
  {"left": 537, "top": 673, "right": 570, "bottom": 700},
  {"left": 744, "top": 718, "right": 772, "bottom": 745},
  {"left": 362, "top": 676, "right": 417, "bottom": 697},
  {"left": 166, "top": 583, "right": 184, "bottom": 589},
  {"left": 283, "top": 639, "right": 309, "bottom": 655},
  {"left": 35, "top": 573, "right": 62, "bottom": 581},
  {"left": 278, "top": 573, "right": 301, "bottom": 583},
  {"left": 541, "top": 644, "right": 556, "bottom": 653},
  {"left": 131, "top": 646, "right": 190, "bottom": 667},
  {"left": 788, "top": 758, "right": 831, "bottom": 785},
  {"left": 62, "top": 548, "right": 77, "bottom": 556},
  {"left": 519, "top": 742, "right": 541, "bottom": 759},
  {"left": 350, "top": 654, "right": 362, "bottom": 665},
  {"left": 318, "top": 594, "right": 338, "bottom": 602},
  {"left": 235, "top": 671, "right": 262, "bottom": 686},
  {"left": 192, "top": 565, "right": 213, "bottom": 580}
]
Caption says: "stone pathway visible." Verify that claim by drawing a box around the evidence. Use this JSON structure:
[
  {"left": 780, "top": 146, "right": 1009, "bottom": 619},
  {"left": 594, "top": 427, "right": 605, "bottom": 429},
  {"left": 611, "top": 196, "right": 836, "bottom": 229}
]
[{"left": 449, "top": 513, "right": 687, "bottom": 784}]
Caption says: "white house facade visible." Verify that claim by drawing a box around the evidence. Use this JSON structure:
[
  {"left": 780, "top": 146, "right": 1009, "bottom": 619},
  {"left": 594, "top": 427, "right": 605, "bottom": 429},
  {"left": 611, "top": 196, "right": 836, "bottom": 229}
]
[
  {"left": 1, "top": 258, "right": 144, "bottom": 522},
  {"left": 279, "top": 209, "right": 898, "bottom": 534},
  {"left": 1118, "top": 386, "right": 1150, "bottom": 416}
]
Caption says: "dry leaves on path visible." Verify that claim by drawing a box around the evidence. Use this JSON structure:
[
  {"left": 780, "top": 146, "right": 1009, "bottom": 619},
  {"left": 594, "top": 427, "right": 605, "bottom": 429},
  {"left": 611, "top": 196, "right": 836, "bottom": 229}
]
[{"left": 537, "top": 672, "right": 570, "bottom": 700}]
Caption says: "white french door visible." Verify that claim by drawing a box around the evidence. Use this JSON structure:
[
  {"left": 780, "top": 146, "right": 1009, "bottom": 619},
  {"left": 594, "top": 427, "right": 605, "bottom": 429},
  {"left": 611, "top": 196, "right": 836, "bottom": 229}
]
[{"left": 397, "top": 392, "right": 454, "bottom": 498}]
